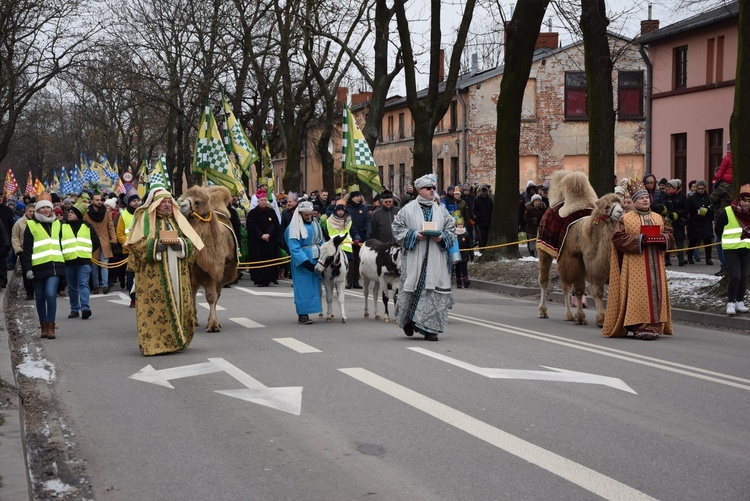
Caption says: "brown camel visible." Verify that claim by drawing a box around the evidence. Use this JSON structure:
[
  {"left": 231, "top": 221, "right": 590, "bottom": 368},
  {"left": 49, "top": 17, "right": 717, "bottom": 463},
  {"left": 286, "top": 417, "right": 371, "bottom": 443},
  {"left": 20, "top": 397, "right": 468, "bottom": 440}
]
[
  {"left": 538, "top": 172, "right": 623, "bottom": 326},
  {"left": 179, "top": 186, "right": 238, "bottom": 332}
]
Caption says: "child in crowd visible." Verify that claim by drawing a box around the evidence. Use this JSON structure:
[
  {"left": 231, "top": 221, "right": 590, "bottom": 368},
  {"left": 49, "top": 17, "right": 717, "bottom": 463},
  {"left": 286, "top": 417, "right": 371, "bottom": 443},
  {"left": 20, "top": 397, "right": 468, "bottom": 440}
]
[{"left": 454, "top": 218, "right": 473, "bottom": 288}]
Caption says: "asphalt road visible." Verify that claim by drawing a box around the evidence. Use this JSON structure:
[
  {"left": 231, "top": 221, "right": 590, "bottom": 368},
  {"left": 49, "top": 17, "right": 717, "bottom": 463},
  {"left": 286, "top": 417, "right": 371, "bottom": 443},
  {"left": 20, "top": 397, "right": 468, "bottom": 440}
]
[{"left": 33, "top": 278, "right": 750, "bottom": 500}]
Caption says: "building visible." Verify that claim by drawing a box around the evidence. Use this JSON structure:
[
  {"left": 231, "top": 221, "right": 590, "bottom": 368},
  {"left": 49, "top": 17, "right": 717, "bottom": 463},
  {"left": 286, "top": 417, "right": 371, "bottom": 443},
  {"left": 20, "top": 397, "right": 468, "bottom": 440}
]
[
  {"left": 638, "top": 2, "right": 738, "bottom": 185},
  {"left": 371, "top": 32, "right": 649, "bottom": 196}
]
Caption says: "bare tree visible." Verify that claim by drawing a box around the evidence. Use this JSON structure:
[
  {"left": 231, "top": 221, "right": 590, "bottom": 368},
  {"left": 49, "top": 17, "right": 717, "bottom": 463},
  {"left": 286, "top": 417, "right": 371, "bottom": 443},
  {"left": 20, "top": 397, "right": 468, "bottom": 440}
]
[{"left": 730, "top": 0, "right": 748, "bottom": 190}]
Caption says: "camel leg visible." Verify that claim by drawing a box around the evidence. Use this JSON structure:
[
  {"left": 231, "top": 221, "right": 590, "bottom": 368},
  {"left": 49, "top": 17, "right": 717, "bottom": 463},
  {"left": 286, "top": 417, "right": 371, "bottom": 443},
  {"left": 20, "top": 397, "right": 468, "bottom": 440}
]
[
  {"left": 363, "top": 276, "right": 370, "bottom": 318},
  {"left": 590, "top": 283, "right": 606, "bottom": 327},
  {"left": 562, "top": 282, "right": 576, "bottom": 321},
  {"left": 205, "top": 284, "right": 222, "bottom": 332},
  {"left": 192, "top": 281, "right": 200, "bottom": 326},
  {"left": 538, "top": 253, "right": 551, "bottom": 319},
  {"left": 337, "top": 281, "right": 347, "bottom": 323},
  {"left": 573, "top": 279, "right": 587, "bottom": 325}
]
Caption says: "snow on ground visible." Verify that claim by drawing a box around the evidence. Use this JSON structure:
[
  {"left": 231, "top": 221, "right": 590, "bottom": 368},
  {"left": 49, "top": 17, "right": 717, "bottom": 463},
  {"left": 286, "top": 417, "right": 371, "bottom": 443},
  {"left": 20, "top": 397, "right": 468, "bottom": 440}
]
[{"left": 16, "top": 344, "right": 56, "bottom": 382}]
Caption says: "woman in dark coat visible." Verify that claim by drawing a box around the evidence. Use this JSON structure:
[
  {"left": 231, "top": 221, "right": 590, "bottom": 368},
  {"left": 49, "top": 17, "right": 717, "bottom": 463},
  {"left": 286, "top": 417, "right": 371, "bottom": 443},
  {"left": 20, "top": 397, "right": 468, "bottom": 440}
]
[
  {"left": 523, "top": 194, "right": 547, "bottom": 258},
  {"left": 686, "top": 180, "right": 714, "bottom": 265},
  {"left": 246, "top": 190, "right": 280, "bottom": 286}
]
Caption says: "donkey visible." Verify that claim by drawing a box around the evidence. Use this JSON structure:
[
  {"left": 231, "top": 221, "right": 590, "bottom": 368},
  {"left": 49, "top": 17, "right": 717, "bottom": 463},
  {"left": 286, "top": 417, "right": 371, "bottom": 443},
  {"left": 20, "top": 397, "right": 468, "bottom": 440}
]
[
  {"left": 315, "top": 235, "right": 349, "bottom": 323},
  {"left": 359, "top": 239, "right": 402, "bottom": 323}
]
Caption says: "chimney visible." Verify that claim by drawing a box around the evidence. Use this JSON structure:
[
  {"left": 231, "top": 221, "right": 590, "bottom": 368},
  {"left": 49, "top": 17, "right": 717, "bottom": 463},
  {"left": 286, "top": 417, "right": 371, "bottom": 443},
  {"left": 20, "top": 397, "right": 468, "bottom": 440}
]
[
  {"left": 535, "top": 32, "right": 559, "bottom": 51},
  {"left": 641, "top": 5, "right": 660, "bottom": 36},
  {"left": 351, "top": 92, "right": 373, "bottom": 106},
  {"left": 336, "top": 87, "right": 348, "bottom": 110},
  {"left": 438, "top": 49, "right": 445, "bottom": 82}
]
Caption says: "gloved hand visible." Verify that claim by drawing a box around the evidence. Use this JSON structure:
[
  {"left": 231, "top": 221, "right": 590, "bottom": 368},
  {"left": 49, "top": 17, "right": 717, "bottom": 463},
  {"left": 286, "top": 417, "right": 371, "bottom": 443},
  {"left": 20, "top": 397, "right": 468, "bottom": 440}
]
[
  {"left": 352, "top": 239, "right": 360, "bottom": 246},
  {"left": 156, "top": 241, "right": 168, "bottom": 253},
  {"left": 314, "top": 263, "right": 325, "bottom": 274},
  {"left": 670, "top": 212, "right": 679, "bottom": 221},
  {"left": 645, "top": 234, "right": 665, "bottom": 244},
  {"left": 303, "top": 261, "right": 317, "bottom": 273},
  {"left": 698, "top": 207, "right": 708, "bottom": 216},
  {"left": 26, "top": 270, "right": 34, "bottom": 280},
  {"left": 660, "top": 205, "right": 668, "bottom": 216},
  {"left": 170, "top": 243, "right": 182, "bottom": 251}
]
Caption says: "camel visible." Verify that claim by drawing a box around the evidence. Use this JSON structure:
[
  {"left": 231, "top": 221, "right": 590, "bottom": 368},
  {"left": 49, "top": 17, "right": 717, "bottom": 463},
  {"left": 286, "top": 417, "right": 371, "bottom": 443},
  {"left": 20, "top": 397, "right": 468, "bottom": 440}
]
[
  {"left": 537, "top": 172, "right": 624, "bottom": 326},
  {"left": 179, "top": 185, "right": 238, "bottom": 332}
]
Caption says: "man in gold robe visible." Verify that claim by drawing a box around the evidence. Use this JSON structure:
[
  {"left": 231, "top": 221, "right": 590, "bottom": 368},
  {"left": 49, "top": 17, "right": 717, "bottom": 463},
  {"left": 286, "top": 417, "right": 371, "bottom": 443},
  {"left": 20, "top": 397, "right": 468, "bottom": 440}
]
[
  {"left": 125, "top": 188, "right": 204, "bottom": 356},
  {"left": 602, "top": 179, "right": 674, "bottom": 340}
]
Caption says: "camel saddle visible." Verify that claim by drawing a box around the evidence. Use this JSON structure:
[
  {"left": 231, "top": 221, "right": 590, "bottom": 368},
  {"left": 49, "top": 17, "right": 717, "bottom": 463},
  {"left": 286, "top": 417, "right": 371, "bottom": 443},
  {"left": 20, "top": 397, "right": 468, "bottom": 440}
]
[{"left": 536, "top": 202, "right": 593, "bottom": 258}]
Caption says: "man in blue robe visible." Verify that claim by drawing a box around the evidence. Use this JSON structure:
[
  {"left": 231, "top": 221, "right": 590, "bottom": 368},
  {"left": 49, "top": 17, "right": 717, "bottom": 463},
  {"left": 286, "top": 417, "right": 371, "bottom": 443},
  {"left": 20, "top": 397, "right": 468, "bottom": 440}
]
[{"left": 285, "top": 201, "right": 324, "bottom": 324}]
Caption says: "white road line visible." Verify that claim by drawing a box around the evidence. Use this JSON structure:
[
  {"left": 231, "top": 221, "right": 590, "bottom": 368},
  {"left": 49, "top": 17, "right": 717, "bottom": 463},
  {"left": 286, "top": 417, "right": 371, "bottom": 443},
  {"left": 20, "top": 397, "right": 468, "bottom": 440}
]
[
  {"left": 199, "top": 303, "right": 226, "bottom": 311},
  {"left": 273, "top": 337, "right": 321, "bottom": 353},
  {"left": 235, "top": 286, "right": 294, "bottom": 298},
  {"left": 339, "top": 368, "right": 655, "bottom": 501},
  {"left": 449, "top": 313, "right": 750, "bottom": 391},
  {"left": 230, "top": 317, "right": 265, "bottom": 329}
]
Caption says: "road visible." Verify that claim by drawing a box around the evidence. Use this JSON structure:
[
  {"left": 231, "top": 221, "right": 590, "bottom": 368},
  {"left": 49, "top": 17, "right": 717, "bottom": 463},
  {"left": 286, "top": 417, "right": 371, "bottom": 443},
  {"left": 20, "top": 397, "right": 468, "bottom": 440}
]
[{"left": 30, "top": 279, "right": 750, "bottom": 500}]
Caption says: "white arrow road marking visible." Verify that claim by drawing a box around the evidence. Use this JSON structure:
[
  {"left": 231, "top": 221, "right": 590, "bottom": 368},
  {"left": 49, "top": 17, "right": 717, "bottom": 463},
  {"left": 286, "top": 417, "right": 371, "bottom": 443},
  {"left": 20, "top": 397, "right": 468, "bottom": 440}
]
[
  {"left": 88, "top": 291, "right": 131, "bottom": 305},
  {"left": 235, "top": 286, "right": 294, "bottom": 298},
  {"left": 409, "top": 347, "right": 636, "bottom": 394},
  {"left": 128, "top": 358, "right": 302, "bottom": 415},
  {"left": 199, "top": 303, "right": 226, "bottom": 311},
  {"left": 230, "top": 317, "right": 265, "bottom": 329},
  {"left": 273, "top": 337, "right": 321, "bottom": 353},
  {"left": 129, "top": 361, "right": 224, "bottom": 389},
  {"left": 210, "top": 358, "right": 302, "bottom": 415},
  {"left": 340, "top": 368, "right": 656, "bottom": 501}
]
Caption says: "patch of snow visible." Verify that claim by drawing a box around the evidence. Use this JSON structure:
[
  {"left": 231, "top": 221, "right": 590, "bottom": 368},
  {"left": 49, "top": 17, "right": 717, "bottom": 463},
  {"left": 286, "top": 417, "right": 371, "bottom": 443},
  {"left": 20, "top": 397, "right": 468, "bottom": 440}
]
[
  {"left": 16, "top": 352, "right": 56, "bottom": 382},
  {"left": 42, "top": 478, "right": 75, "bottom": 495},
  {"left": 519, "top": 256, "right": 539, "bottom": 262}
]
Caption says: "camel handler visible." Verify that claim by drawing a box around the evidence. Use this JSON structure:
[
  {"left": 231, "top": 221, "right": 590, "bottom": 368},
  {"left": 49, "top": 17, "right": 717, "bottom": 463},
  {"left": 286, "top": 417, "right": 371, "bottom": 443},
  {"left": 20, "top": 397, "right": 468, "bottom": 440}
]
[
  {"left": 285, "top": 200, "right": 324, "bottom": 324},
  {"left": 602, "top": 179, "right": 674, "bottom": 340},
  {"left": 124, "top": 188, "right": 204, "bottom": 356},
  {"left": 117, "top": 192, "right": 141, "bottom": 307}
]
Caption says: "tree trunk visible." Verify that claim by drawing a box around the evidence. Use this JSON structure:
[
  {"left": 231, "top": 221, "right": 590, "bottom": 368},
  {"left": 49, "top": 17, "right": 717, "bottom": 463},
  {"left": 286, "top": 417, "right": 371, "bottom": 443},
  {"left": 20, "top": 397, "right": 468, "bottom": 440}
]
[
  {"left": 581, "top": 0, "right": 615, "bottom": 196},
  {"left": 482, "top": 0, "right": 549, "bottom": 260},
  {"left": 731, "top": 0, "right": 749, "bottom": 190}
]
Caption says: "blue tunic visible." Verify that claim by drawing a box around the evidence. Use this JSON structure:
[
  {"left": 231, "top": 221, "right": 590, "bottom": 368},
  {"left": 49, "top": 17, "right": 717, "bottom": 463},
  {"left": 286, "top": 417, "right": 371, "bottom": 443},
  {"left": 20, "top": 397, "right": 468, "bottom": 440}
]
[{"left": 285, "top": 223, "right": 323, "bottom": 315}]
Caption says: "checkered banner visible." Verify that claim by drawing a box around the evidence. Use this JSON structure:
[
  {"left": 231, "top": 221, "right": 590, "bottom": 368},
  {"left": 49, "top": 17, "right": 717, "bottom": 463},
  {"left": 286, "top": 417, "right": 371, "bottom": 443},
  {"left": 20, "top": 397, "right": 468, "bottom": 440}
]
[
  {"left": 221, "top": 90, "right": 259, "bottom": 175},
  {"left": 192, "top": 103, "right": 242, "bottom": 195},
  {"left": 342, "top": 104, "right": 382, "bottom": 193}
]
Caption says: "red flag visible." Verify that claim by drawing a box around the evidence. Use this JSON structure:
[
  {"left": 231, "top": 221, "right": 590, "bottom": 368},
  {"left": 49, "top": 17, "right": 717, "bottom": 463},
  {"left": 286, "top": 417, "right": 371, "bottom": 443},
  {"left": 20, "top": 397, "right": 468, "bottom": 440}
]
[
  {"left": 25, "top": 171, "right": 35, "bottom": 196},
  {"left": 3, "top": 168, "right": 20, "bottom": 196}
]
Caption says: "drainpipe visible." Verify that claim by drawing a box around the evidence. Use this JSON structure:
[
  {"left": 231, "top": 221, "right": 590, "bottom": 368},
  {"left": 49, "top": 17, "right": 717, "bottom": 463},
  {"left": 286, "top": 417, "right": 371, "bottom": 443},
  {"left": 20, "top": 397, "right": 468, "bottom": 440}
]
[
  {"left": 638, "top": 43, "right": 653, "bottom": 175},
  {"left": 455, "top": 88, "right": 468, "bottom": 181}
]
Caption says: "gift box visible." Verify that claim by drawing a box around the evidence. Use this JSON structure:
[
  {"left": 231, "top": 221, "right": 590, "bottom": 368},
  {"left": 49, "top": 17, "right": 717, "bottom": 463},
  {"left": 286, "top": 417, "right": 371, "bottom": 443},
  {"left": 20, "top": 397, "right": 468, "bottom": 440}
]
[{"left": 640, "top": 225, "right": 660, "bottom": 237}]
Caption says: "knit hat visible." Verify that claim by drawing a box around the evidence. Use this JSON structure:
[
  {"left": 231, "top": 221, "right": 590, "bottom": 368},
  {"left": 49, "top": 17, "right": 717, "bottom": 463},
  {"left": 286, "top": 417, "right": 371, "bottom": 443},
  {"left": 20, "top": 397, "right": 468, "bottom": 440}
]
[
  {"left": 36, "top": 200, "right": 53, "bottom": 210},
  {"left": 696, "top": 180, "right": 708, "bottom": 188},
  {"left": 104, "top": 199, "right": 117, "bottom": 210},
  {"left": 349, "top": 190, "right": 361, "bottom": 199},
  {"left": 15, "top": 201, "right": 25, "bottom": 211},
  {"left": 614, "top": 186, "right": 626, "bottom": 197},
  {"left": 462, "top": 183, "right": 470, "bottom": 190},
  {"left": 531, "top": 194, "right": 542, "bottom": 202},
  {"left": 666, "top": 179, "right": 682, "bottom": 190},
  {"left": 68, "top": 206, "right": 84, "bottom": 220},
  {"left": 127, "top": 193, "right": 141, "bottom": 206},
  {"left": 380, "top": 190, "right": 394, "bottom": 199},
  {"left": 53, "top": 207, "right": 64, "bottom": 216},
  {"left": 658, "top": 178, "right": 668, "bottom": 186},
  {"left": 63, "top": 198, "right": 73, "bottom": 204},
  {"left": 526, "top": 180, "right": 536, "bottom": 188},
  {"left": 626, "top": 178, "right": 648, "bottom": 202},
  {"left": 51, "top": 193, "right": 61, "bottom": 203}
]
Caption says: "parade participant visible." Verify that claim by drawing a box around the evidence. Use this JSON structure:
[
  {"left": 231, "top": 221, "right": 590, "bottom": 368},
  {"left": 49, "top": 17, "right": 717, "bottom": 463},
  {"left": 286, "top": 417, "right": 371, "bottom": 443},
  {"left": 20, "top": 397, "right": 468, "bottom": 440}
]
[
  {"left": 324, "top": 200, "right": 354, "bottom": 256},
  {"left": 370, "top": 190, "right": 400, "bottom": 243},
  {"left": 392, "top": 174, "right": 456, "bottom": 341},
  {"left": 12, "top": 203, "right": 35, "bottom": 299},
  {"left": 345, "top": 190, "right": 371, "bottom": 289},
  {"left": 84, "top": 193, "right": 117, "bottom": 294},
  {"left": 715, "top": 184, "right": 750, "bottom": 316},
  {"left": 23, "top": 197, "right": 66, "bottom": 339},
  {"left": 246, "top": 189, "right": 280, "bottom": 287},
  {"left": 602, "top": 179, "right": 674, "bottom": 340},
  {"left": 125, "top": 188, "right": 204, "bottom": 356},
  {"left": 285, "top": 201, "right": 324, "bottom": 324},
  {"left": 62, "top": 206, "right": 100, "bottom": 319},
  {"left": 117, "top": 193, "right": 141, "bottom": 307}
]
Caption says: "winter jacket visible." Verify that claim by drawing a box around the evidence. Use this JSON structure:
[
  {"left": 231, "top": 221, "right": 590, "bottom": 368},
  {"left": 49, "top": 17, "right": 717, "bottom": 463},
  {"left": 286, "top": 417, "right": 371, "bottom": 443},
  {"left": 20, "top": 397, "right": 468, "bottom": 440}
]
[
  {"left": 455, "top": 230, "right": 474, "bottom": 263},
  {"left": 62, "top": 220, "right": 101, "bottom": 266},
  {"left": 84, "top": 205, "right": 117, "bottom": 259},
  {"left": 473, "top": 195, "right": 493, "bottom": 228},
  {"left": 713, "top": 153, "right": 732, "bottom": 185},
  {"left": 709, "top": 181, "right": 734, "bottom": 229},
  {"left": 523, "top": 201, "right": 547, "bottom": 238},
  {"left": 371, "top": 205, "right": 400, "bottom": 243},
  {"left": 22, "top": 220, "right": 66, "bottom": 279},
  {"left": 686, "top": 192, "right": 714, "bottom": 239},
  {"left": 346, "top": 200, "right": 371, "bottom": 241},
  {"left": 660, "top": 191, "right": 689, "bottom": 228}
]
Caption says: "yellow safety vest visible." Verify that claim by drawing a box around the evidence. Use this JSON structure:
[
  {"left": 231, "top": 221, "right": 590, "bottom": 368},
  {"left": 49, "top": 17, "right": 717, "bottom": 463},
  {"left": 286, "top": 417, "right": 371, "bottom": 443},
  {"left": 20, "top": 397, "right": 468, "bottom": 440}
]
[
  {"left": 120, "top": 210, "right": 134, "bottom": 235},
  {"left": 61, "top": 224, "right": 93, "bottom": 261},
  {"left": 721, "top": 207, "right": 750, "bottom": 250},
  {"left": 326, "top": 219, "right": 353, "bottom": 253},
  {"left": 27, "top": 220, "right": 65, "bottom": 267}
]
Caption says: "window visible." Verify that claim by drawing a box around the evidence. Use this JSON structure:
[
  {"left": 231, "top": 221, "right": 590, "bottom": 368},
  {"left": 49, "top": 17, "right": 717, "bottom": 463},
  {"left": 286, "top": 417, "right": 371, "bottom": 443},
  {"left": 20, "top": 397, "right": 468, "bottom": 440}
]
[
  {"left": 377, "top": 122, "right": 383, "bottom": 143},
  {"left": 674, "top": 46, "right": 688, "bottom": 89},
  {"left": 398, "top": 113, "right": 405, "bottom": 139},
  {"left": 436, "top": 159, "right": 444, "bottom": 193},
  {"left": 564, "top": 72, "right": 588, "bottom": 120},
  {"left": 399, "top": 163, "right": 405, "bottom": 198},
  {"left": 672, "top": 133, "right": 687, "bottom": 185},
  {"left": 450, "top": 101, "right": 458, "bottom": 131},
  {"left": 378, "top": 165, "right": 384, "bottom": 184},
  {"left": 388, "top": 164, "right": 394, "bottom": 190},
  {"left": 387, "top": 115, "right": 394, "bottom": 140},
  {"left": 618, "top": 71, "right": 644, "bottom": 119},
  {"left": 451, "top": 157, "right": 459, "bottom": 186},
  {"left": 707, "top": 129, "right": 723, "bottom": 180}
]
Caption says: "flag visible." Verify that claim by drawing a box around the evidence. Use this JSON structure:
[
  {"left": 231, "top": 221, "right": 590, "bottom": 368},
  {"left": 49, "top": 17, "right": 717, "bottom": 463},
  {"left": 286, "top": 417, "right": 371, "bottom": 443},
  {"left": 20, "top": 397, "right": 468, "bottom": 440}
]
[
  {"left": 51, "top": 169, "right": 60, "bottom": 193},
  {"left": 25, "top": 171, "right": 35, "bottom": 196},
  {"left": 342, "top": 104, "right": 382, "bottom": 193},
  {"left": 149, "top": 155, "right": 171, "bottom": 192},
  {"left": 115, "top": 177, "right": 126, "bottom": 195},
  {"left": 34, "top": 177, "right": 45, "bottom": 195},
  {"left": 260, "top": 131, "right": 275, "bottom": 195},
  {"left": 60, "top": 168, "right": 73, "bottom": 195},
  {"left": 3, "top": 168, "right": 19, "bottom": 196},
  {"left": 137, "top": 157, "right": 148, "bottom": 198},
  {"left": 193, "top": 103, "right": 242, "bottom": 195},
  {"left": 221, "top": 89, "right": 259, "bottom": 175},
  {"left": 99, "top": 155, "right": 119, "bottom": 192},
  {"left": 71, "top": 165, "right": 84, "bottom": 194}
]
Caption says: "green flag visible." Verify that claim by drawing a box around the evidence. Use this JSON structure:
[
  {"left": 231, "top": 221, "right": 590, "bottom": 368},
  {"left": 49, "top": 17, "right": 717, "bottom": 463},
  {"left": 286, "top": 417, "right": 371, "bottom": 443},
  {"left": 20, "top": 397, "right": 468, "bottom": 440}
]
[
  {"left": 192, "top": 103, "right": 241, "bottom": 195},
  {"left": 342, "top": 104, "right": 382, "bottom": 193},
  {"left": 221, "top": 89, "right": 259, "bottom": 175}
]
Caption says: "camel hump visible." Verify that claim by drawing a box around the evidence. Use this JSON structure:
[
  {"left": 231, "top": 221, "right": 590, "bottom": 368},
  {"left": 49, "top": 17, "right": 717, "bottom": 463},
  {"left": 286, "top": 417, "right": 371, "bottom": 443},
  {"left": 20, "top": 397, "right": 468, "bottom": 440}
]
[{"left": 206, "top": 186, "right": 232, "bottom": 213}]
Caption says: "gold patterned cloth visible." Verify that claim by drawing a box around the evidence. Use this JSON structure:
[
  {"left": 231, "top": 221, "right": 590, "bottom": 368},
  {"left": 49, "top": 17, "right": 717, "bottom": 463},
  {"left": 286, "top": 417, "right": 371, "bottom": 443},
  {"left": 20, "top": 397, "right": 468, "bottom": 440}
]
[
  {"left": 602, "top": 210, "right": 674, "bottom": 337},
  {"left": 127, "top": 192, "right": 200, "bottom": 356}
]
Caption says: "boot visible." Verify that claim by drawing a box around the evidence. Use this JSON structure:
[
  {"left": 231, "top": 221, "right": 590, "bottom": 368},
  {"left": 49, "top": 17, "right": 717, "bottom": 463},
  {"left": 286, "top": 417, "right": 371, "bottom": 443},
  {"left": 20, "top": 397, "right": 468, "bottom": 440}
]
[
  {"left": 40, "top": 322, "right": 49, "bottom": 339},
  {"left": 456, "top": 276, "right": 463, "bottom": 289},
  {"left": 687, "top": 254, "right": 694, "bottom": 264},
  {"left": 463, "top": 276, "right": 471, "bottom": 288},
  {"left": 47, "top": 322, "right": 56, "bottom": 339},
  {"left": 678, "top": 253, "right": 686, "bottom": 266},
  {"left": 665, "top": 257, "right": 671, "bottom": 267}
]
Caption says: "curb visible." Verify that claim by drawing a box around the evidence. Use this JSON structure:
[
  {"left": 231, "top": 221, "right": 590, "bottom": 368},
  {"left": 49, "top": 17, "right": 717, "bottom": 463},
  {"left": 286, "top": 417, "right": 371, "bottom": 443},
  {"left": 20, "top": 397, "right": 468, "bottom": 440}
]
[
  {"left": 0, "top": 269, "right": 31, "bottom": 500},
  {"left": 470, "top": 279, "right": 750, "bottom": 332}
]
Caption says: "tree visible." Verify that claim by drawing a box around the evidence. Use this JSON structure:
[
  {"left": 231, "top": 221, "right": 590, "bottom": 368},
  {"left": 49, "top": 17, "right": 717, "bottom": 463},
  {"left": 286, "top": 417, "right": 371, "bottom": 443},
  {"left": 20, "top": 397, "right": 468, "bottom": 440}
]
[
  {"left": 393, "top": 0, "right": 477, "bottom": 180},
  {"left": 0, "top": 0, "right": 99, "bottom": 165},
  {"left": 483, "top": 0, "right": 550, "bottom": 260},
  {"left": 730, "top": 0, "right": 749, "bottom": 191},
  {"left": 580, "top": 0, "right": 615, "bottom": 196}
]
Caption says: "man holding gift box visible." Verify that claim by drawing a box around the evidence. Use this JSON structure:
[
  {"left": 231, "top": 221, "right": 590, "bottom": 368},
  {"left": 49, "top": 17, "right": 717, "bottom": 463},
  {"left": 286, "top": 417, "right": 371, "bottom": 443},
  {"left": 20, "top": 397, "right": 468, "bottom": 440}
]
[{"left": 602, "top": 179, "right": 675, "bottom": 340}]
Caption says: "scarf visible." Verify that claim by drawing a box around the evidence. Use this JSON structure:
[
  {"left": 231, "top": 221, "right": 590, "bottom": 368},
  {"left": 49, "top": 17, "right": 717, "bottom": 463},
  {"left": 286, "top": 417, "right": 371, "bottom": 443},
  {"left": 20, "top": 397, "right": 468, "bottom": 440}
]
[
  {"left": 125, "top": 189, "right": 204, "bottom": 251},
  {"left": 87, "top": 203, "right": 106, "bottom": 222},
  {"left": 327, "top": 213, "right": 350, "bottom": 232},
  {"left": 34, "top": 212, "right": 56, "bottom": 224},
  {"left": 730, "top": 199, "right": 750, "bottom": 240},
  {"left": 417, "top": 195, "right": 434, "bottom": 206}
]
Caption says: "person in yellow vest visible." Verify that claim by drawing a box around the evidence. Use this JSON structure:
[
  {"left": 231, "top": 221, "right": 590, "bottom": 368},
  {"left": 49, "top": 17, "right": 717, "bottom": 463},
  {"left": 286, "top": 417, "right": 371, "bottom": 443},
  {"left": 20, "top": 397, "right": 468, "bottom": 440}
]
[
  {"left": 116, "top": 193, "right": 141, "bottom": 307},
  {"left": 716, "top": 184, "right": 750, "bottom": 316},
  {"left": 22, "top": 197, "right": 66, "bottom": 339},
  {"left": 322, "top": 200, "right": 354, "bottom": 264},
  {"left": 62, "top": 206, "right": 100, "bottom": 319}
]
